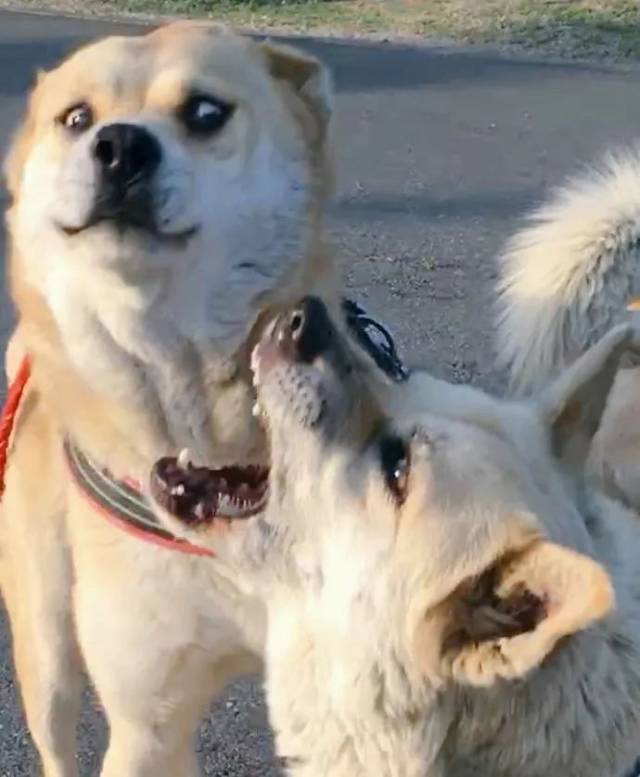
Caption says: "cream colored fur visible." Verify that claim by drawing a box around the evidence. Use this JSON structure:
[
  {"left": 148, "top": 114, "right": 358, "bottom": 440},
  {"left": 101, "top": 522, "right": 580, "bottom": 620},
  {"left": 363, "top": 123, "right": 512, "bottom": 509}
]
[
  {"left": 0, "top": 23, "right": 337, "bottom": 777},
  {"left": 195, "top": 310, "right": 640, "bottom": 777},
  {"left": 496, "top": 148, "right": 640, "bottom": 510}
]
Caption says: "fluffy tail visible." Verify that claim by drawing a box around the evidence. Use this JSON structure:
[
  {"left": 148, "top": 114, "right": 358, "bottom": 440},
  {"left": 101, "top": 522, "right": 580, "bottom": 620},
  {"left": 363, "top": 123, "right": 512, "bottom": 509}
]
[{"left": 496, "top": 148, "right": 640, "bottom": 395}]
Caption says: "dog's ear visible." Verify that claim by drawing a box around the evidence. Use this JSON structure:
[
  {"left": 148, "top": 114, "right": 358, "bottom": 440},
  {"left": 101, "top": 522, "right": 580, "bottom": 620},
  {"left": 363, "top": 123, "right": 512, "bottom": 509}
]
[
  {"left": 420, "top": 539, "right": 613, "bottom": 687},
  {"left": 538, "top": 321, "right": 640, "bottom": 473},
  {"left": 411, "top": 324, "right": 626, "bottom": 686},
  {"left": 3, "top": 70, "right": 46, "bottom": 199},
  {"left": 261, "top": 41, "right": 333, "bottom": 133}
]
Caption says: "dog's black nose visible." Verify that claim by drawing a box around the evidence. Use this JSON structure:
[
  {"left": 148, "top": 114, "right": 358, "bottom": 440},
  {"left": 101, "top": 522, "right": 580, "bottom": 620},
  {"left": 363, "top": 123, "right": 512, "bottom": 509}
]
[
  {"left": 279, "top": 297, "right": 333, "bottom": 362},
  {"left": 93, "top": 123, "right": 161, "bottom": 186}
]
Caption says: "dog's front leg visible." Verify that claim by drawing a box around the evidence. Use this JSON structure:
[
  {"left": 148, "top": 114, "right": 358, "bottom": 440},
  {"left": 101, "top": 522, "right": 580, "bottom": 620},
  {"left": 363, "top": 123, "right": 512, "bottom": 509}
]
[{"left": 0, "top": 399, "right": 84, "bottom": 777}]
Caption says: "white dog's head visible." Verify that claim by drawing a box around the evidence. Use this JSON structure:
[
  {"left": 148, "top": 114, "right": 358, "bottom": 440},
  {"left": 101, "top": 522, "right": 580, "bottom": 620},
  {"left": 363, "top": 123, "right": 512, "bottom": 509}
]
[
  {"left": 242, "top": 297, "right": 625, "bottom": 774},
  {"left": 252, "top": 297, "right": 616, "bottom": 680},
  {"left": 5, "top": 22, "right": 333, "bottom": 352}
]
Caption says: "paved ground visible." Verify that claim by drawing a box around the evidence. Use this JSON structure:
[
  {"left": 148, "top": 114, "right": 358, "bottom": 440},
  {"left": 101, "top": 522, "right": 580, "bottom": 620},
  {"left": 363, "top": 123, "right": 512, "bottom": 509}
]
[{"left": 1, "top": 8, "right": 640, "bottom": 775}]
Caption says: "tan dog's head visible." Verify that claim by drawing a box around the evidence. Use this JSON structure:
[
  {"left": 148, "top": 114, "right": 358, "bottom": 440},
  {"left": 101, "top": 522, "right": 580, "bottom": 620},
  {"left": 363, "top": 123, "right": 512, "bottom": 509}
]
[
  {"left": 250, "top": 297, "right": 621, "bottom": 697},
  {"left": 5, "top": 22, "right": 333, "bottom": 352}
]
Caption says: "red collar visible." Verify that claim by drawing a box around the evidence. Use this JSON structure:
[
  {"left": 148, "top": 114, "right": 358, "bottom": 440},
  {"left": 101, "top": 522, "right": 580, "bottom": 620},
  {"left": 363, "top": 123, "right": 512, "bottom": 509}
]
[
  {"left": 0, "top": 354, "right": 31, "bottom": 497},
  {"left": 1, "top": 354, "right": 213, "bottom": 558}
]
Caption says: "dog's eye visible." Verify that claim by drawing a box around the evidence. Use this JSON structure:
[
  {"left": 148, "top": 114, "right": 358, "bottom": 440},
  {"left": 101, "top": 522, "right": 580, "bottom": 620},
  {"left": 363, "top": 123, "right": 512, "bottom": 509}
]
[
  {"left": 59, "top": 102, "right": 94, "bottom": 133},
  {"left": 380, "top": 435, "right": 410, "bottom": 505},
  {"left": 179, "top": 94, "right": 234, "bottom": 136}
]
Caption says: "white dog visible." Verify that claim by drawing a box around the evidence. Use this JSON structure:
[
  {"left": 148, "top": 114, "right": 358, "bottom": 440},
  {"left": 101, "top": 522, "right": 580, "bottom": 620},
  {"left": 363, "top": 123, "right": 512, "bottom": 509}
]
[{"left": 159, "top": 296, "right": 640, "bottom": 776}]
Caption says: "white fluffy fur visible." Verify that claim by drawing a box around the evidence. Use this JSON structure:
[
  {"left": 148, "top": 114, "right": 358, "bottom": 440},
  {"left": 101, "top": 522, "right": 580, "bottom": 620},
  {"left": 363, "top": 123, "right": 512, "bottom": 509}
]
[
  {"left": 496, "top": 147, "right": 640, "bottom": 394},
  {"left": 496, "top": 147, "right": 640, "bottom": 513}
]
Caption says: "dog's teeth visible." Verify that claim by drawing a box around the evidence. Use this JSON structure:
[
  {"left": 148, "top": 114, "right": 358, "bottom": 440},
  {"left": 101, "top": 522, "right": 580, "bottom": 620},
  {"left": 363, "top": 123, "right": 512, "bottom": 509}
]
[
  {"left": 171, "top": 484, "right": 186, "bottom": 496},
  {"left": 177, "top": 448, "right": 192, "bottom": 469},
  {"left": 253, "top": 401, "right": 267, "bottom": 420}
]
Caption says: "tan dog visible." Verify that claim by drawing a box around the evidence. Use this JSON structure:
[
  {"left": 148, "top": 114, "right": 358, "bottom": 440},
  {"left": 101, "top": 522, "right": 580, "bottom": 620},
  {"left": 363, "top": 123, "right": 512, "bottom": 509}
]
[
  {"left": 1, "top": 23, "right": 336, "bottom": 776},
  {"left": 174, "top": 297, "right": 640, "bottom": 776}
]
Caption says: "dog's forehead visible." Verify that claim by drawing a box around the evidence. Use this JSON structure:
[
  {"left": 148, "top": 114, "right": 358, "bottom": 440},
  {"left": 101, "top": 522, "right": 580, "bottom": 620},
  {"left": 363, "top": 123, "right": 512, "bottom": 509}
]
[
  {"left": 149, "top": 32, "right": 273, "bottom": 106},
  {"left": 36, "top": 27, "right": 268, "bottom": 115},
  {"left": 395, "top": 412, "right": 533, "bottom": 500},
  {"left": 39, "top": 35, "right": 151, "bottom": 109},
  {"left": 150, "top": 25, "right": 268, "bottom": 89},
  {"left": 393, "top": 419, "right": 542, "bottom": 577}
]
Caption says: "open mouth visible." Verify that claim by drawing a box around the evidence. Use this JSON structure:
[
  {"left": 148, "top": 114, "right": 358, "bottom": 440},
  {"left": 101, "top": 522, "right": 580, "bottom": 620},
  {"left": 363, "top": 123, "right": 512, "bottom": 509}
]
[
  {"left": 150, "top": 450, "right": 269, "bottom": 527},
  {"left": 150, "top": 298, "right": 332, "bottom": 530}
]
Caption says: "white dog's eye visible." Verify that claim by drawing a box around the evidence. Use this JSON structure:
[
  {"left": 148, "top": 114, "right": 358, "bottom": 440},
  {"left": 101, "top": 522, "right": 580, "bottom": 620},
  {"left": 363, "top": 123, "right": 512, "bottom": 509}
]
[
  {"left": 59, "top": 102, "right": 94, "bottom": 133},
  {"left": 380, "top": 435, "right": 410, "bottom": 505},
  {"left": 180, "top": 94, "right": 234, "bottom": 136}
]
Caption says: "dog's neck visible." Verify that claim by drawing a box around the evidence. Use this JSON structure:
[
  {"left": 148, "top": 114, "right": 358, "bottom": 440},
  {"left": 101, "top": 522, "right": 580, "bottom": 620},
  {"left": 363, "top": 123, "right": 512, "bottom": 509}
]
[
  {"left": 247, "top": 444, "right": 450, "bottom": 775},
  {"left": 447, "top": 495, "right": 640, "bottom": 777},
  {"left": 12, "top": 258, "right": 265, "bottom": 477},
  {"left": 258, "top": 553, "right": 452, "bottom": 777},
  {"left": 448, "top": 629, "right": 640, "bottom": 777}
]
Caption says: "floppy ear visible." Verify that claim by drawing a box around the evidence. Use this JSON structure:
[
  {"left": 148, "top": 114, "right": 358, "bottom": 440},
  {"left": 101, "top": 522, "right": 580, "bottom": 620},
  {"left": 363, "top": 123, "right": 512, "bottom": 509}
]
[
  {"left": 261, "top": 41, "right": 333, "bottom": 133},
  {"left": 539, "top": 320, "right": 640, "bottom": 471},
  {"left": 434, "top": 539, "right": 613, "bottom": 687},
  {"left": 3, "top": 70, "right": 46, "bottom": 199}
]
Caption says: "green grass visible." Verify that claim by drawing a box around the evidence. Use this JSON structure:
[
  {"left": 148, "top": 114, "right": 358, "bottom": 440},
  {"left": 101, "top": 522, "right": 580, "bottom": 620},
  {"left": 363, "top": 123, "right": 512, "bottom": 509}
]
[
  {"left": 8, "top": 0, "right": 640, "bottom": 61},
  {"left": 442, "top": 0, "right": 640, "bottom": 60}
]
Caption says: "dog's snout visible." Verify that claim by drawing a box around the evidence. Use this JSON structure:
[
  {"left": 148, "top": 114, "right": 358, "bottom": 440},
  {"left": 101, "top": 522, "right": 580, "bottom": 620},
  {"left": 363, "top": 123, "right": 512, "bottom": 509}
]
[
  {"left": 279, "top": 297, "right": 332, "bottom": 363},
  {"left": 93, "top": 123, "right": 161, "bottom": 185}
]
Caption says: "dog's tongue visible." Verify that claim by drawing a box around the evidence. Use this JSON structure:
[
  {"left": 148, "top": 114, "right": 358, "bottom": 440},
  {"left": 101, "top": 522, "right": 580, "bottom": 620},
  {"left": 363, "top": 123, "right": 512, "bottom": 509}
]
[{"left": 150, "top": 453, "right": 269, "bottom": 526}]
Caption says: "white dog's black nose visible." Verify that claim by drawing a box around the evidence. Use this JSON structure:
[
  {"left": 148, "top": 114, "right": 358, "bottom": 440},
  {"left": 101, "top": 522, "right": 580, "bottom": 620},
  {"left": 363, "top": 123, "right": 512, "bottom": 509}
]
[
  {"left": 279, "top": 297, "right": 333, "bottom": 363},
  {"left": 93, "top": 123, "right": 161, "bottom": 186}
]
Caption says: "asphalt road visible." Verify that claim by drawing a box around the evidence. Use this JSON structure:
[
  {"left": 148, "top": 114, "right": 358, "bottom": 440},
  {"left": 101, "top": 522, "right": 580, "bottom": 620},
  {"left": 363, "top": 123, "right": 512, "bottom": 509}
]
[{"left": 1, "top": 8, "right": 640, "bottom": 775}]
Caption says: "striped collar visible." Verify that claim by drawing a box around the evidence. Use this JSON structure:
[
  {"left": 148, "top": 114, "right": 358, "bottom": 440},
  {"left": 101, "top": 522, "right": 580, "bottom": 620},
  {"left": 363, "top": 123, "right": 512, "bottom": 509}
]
[{"left": 63, "top": 440, "right": 214, "bottom": 557}]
